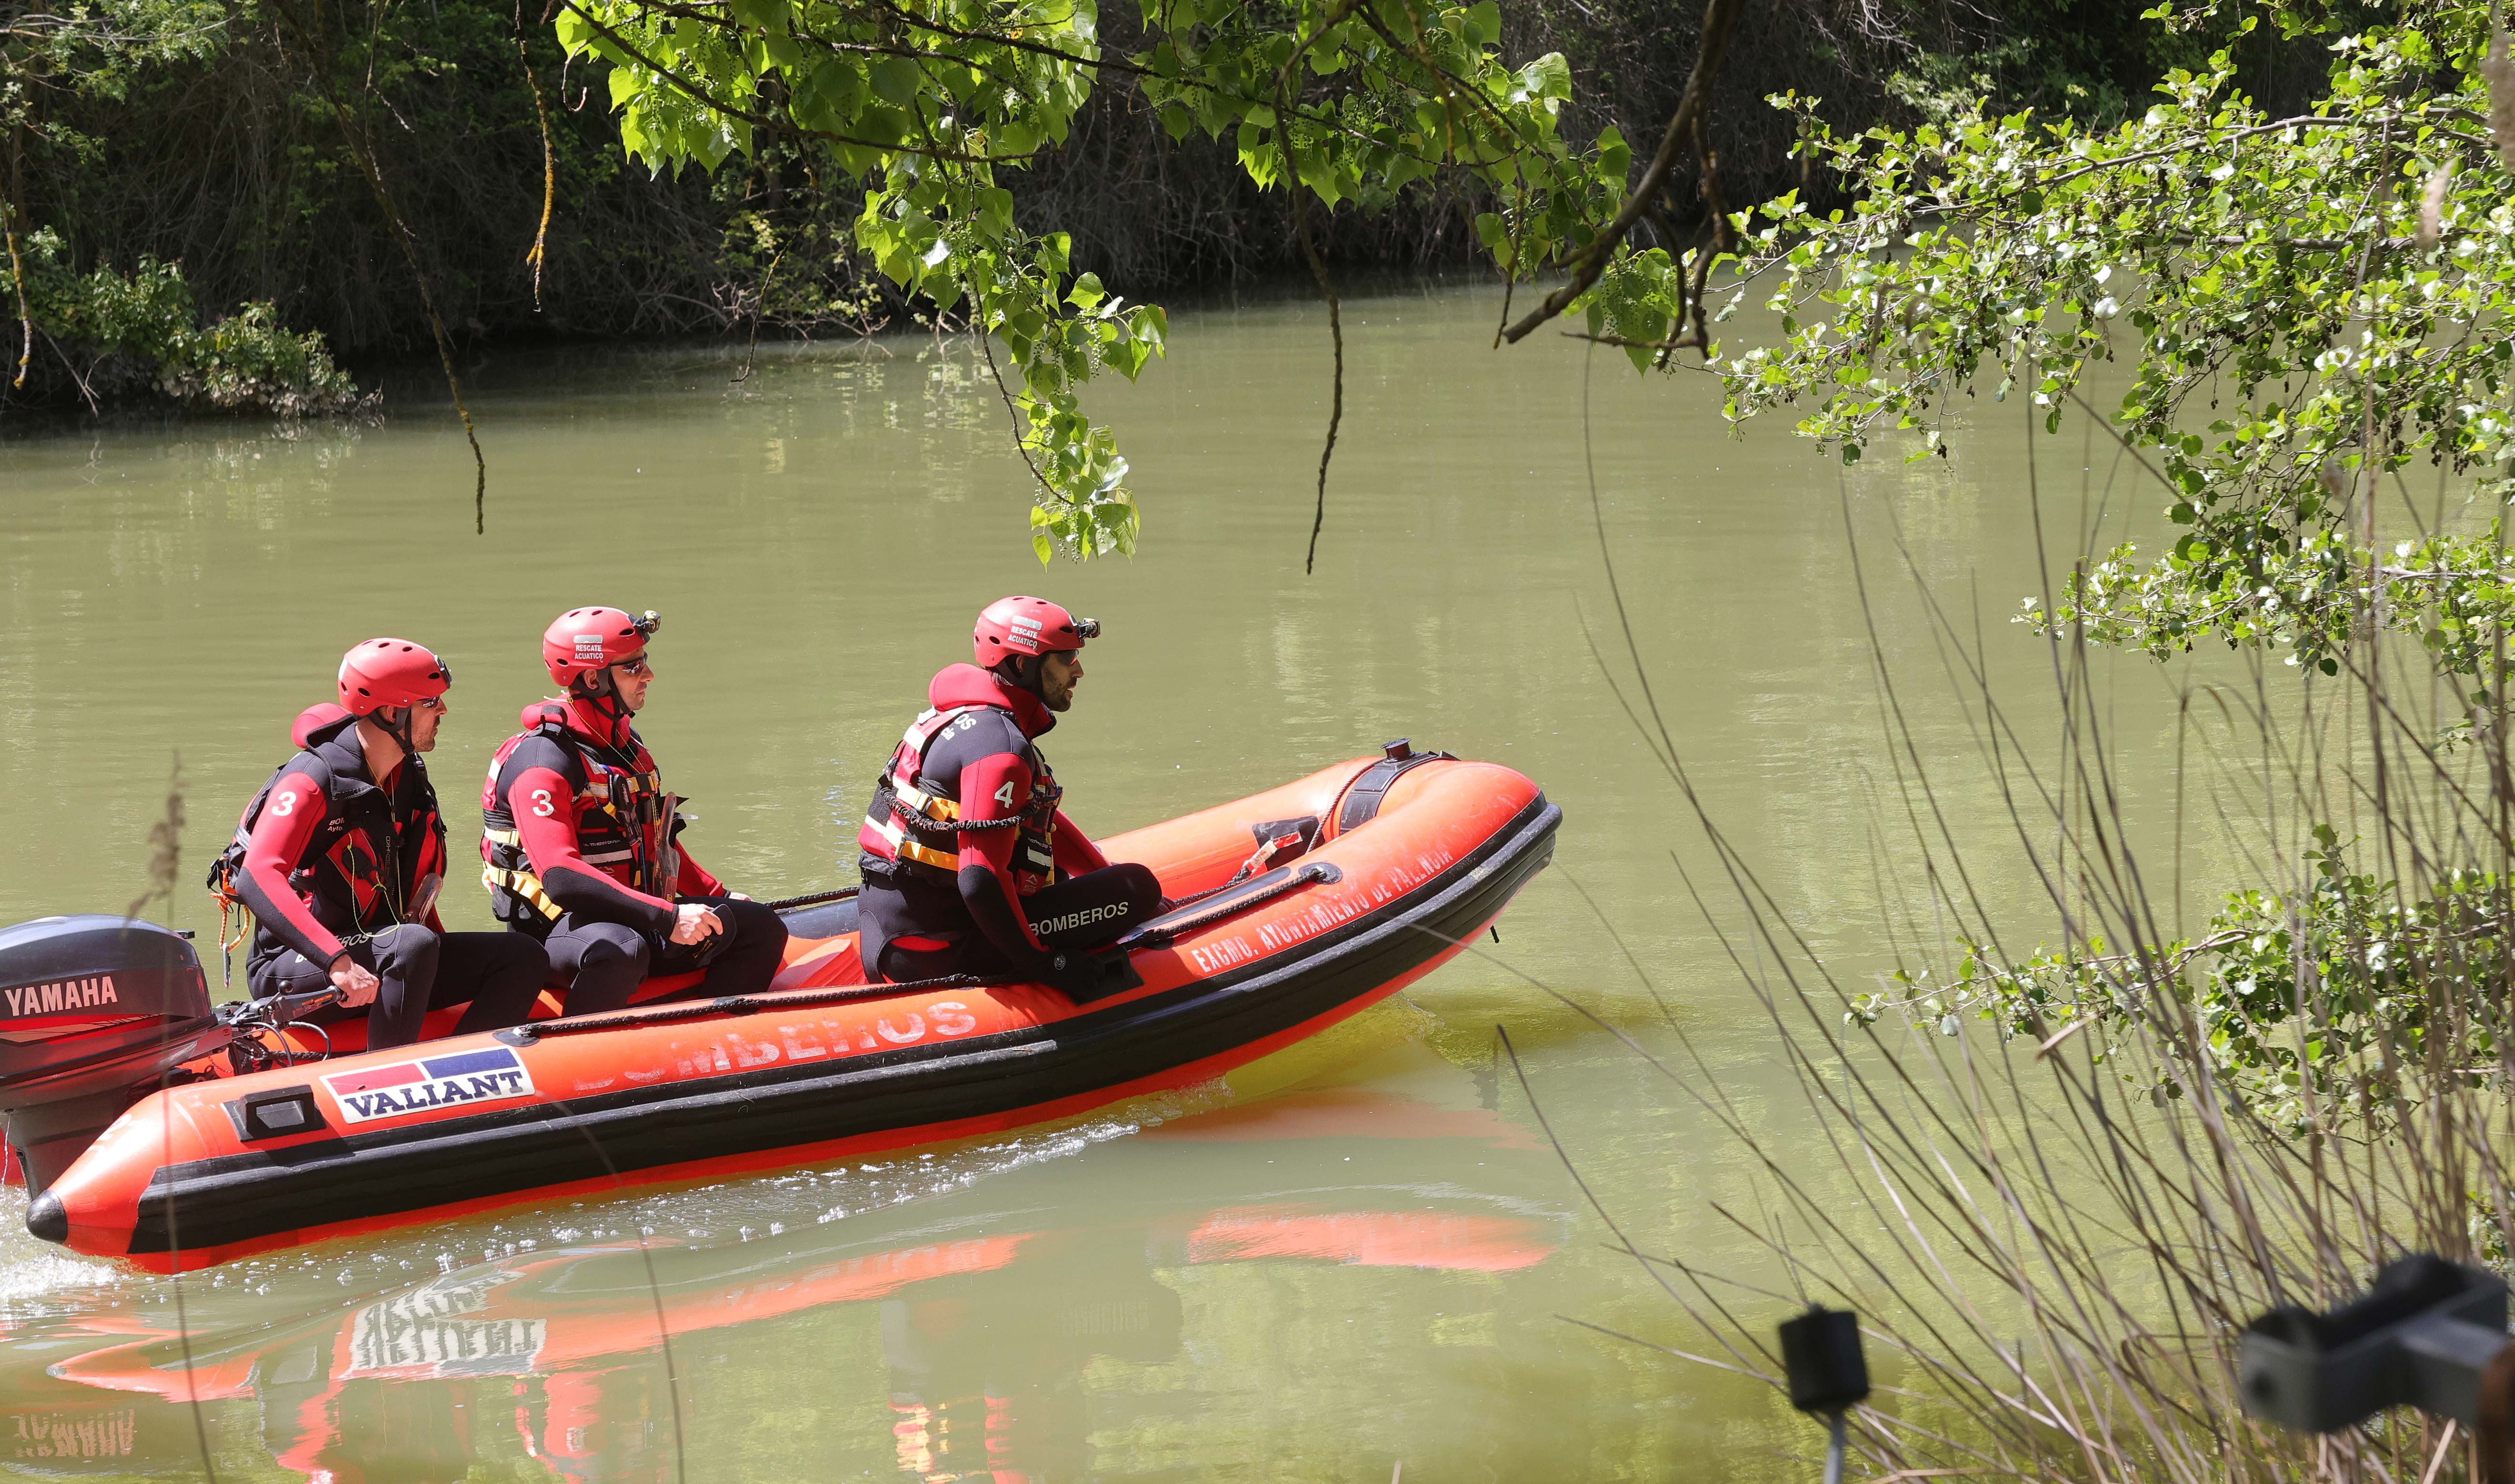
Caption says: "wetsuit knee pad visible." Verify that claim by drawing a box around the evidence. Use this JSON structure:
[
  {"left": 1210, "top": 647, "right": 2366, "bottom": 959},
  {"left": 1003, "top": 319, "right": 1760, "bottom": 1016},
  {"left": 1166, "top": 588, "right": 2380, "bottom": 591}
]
[
  {"left": 1026, "top": 862, "right": 1165, "bottom": 951},
  {"left": 576, "top": 924, "right": 650, "bottom": 973},
  {"left": 722, "top": 899, "right": 789, "bottom": 955},
  {"left": 368, "top": 924, "right": 441, "bottom": 979},
  {"left": 1111, "top": 862, "right": 1163, "bottom": 915},
  {"left": 548, "top": 920, "right": 651, "bottom": 1016}
]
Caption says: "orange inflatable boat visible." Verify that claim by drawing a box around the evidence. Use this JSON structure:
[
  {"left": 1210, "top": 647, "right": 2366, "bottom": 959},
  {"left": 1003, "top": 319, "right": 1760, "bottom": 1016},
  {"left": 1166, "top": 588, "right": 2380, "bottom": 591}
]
[{"left": 0, "top": 743, "right": 1556, "bottom": 1270}]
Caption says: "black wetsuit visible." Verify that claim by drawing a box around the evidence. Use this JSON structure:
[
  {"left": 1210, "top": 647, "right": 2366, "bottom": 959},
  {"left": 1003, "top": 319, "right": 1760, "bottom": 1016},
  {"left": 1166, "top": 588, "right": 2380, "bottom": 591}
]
[
  {"left": 857, "top": 665, "right": 1160, "bottom": 988},
  {"left": 231, "top": 716, "right": 544, "bottom": 1050},
  {"left": 482, "top": 698, "right": 787, "bottom": 1015}
]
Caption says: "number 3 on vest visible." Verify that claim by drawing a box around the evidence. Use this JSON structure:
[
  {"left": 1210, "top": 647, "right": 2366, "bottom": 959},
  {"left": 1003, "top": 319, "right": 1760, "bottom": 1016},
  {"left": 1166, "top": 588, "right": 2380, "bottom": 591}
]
[{"left": 530, "top": 788, "right": 555, "bottom": 818}]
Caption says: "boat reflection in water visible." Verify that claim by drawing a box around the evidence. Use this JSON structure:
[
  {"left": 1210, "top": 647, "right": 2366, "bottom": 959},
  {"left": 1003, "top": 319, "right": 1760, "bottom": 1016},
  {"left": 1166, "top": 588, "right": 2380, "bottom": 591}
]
[{"left": 35, "top": 1073, "right": 1568, "bottom": 1482}]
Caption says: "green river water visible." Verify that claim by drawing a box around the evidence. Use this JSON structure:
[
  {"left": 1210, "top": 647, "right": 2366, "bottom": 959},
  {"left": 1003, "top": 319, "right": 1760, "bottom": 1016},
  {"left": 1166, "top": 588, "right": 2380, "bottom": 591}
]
[{"left": 0, "top": 279, "right": 2259, "bottom": 1482}]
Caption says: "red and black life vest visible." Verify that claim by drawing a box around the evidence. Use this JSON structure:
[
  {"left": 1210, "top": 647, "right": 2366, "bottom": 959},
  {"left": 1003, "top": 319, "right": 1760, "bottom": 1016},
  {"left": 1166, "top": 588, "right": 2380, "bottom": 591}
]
[
  {"left": 858, "top": 704, "right": 1063, "bottom": 894},
  {"left": 206, "top": 716, "right": 449, "bottom": 950},
  {"left": 479, "top": 702, "right": 678, "bottom": 925}
]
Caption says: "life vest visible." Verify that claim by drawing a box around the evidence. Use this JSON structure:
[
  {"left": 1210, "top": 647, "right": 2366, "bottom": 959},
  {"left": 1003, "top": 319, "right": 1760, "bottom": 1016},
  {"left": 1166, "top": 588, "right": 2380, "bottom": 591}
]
[
  {"left": 205, "top": 720, "right": 448, "bottom": 958},
  {"left": 859, "top": 705, "right": 1063, "bottom": 893},
  {"left": 479, "top": 703, "right": 680, "bottom": 925}
]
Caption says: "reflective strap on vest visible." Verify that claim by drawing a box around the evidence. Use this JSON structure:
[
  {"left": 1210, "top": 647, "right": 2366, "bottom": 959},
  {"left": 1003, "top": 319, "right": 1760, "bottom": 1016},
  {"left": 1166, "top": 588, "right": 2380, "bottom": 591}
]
[
  {"left": 864, "top": 812, "right": 961, "bottom": 872},
  {"left": 889, "top": 707, "right": 995, "bottom": 795},
  {"left": 894, "top": 780, "right": 960, "bottom": 822},
  {"left": 864, "top": 705, "right": 1003, "bottom": 875}
]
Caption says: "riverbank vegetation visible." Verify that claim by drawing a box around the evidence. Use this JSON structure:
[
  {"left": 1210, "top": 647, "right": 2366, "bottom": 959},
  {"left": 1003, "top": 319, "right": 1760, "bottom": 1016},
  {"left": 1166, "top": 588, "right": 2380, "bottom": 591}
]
[
  {"left": 1696, "top": 0, "right": 2515, "bottom": 1146},
  {"left": 5, "top": 0, "right": 2288, "bottom": 533},
  {"left": 1567, "top": 0, "right": 2515, "bottom": 1475}
]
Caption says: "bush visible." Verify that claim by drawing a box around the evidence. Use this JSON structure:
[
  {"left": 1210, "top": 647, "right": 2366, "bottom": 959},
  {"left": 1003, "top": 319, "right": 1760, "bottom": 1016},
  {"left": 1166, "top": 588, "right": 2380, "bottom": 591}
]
[{"left": 2, "top": 226, "right": 370, "bottom": 414}]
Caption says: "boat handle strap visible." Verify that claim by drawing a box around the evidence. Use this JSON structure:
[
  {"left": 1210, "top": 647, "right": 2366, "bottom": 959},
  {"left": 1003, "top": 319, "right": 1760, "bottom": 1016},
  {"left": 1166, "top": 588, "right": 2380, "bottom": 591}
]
[
  {"left": 496, "top": 972, "right": 1000, "bottom": 1044},
  {"left": 1116, "top": 860, "right": 1342, "bottom": 952}
]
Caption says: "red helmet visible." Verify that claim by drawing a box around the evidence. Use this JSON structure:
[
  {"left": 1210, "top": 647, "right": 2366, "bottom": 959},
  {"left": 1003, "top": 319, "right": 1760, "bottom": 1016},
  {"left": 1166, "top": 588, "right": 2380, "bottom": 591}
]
[
  {"left": 973, "top": 597, "right": 1099, "bottom": 667},
  {"left": 543, "top": 607, "right": 661, "bottom": 688},
  {"left": 337, "top": 639, "right": 451, "bottom": 717}
]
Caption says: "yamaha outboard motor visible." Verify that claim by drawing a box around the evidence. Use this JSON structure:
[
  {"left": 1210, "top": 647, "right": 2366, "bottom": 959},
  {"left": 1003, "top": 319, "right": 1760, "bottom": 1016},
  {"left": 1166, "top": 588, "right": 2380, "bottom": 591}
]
[{"left": 0, "top": 916, "right": 230, "bottom": 1194}]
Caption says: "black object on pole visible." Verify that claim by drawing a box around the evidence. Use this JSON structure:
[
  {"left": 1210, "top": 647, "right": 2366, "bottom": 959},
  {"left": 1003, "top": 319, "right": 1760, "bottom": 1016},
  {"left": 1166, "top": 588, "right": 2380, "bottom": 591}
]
[
  {"left": 2240, "top": 1253, "right": 2510, "bottom": 1433},
  {"left": 1781, "top": 1306, "right": 1871, "bottom": 1413},
  {"left": 1779, "top": 1305, "right": 1868, "bottom": 1484}
]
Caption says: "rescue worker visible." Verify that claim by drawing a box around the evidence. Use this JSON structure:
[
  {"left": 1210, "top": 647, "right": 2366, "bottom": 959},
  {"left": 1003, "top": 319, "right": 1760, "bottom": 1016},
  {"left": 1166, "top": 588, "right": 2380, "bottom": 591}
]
[
  {"left": 221, "top": 639, "right": 547, "bottom": 1051},
  {"left": 857, "top": 597, "right": 1163, "bottom": 990},
  {"left": 481, "top": 607, "right": 787, "bottom": 1014}
]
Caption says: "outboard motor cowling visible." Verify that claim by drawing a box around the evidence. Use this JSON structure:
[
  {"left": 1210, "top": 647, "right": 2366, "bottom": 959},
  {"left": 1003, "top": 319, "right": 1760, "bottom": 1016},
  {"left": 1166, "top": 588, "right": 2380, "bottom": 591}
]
[{"left": 0, "top": 915, "right": 230, "bottom": 1194}]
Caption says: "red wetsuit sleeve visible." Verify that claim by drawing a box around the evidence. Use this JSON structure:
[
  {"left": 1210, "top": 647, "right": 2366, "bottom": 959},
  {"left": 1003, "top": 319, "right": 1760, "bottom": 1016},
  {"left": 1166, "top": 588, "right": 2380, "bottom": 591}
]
[
  {"left": 235, "top": 770, "right": 345, "bottom": 966},
  {"left": 506, "top": 764, "right": 678, "bottom": 937},
  {"left": 672, "top": 840, "right": 726, "bottom": 899},
  {"left": 1049, "top": 810, "right": 1108, "bottom": 877},
  {"left": 953, "top": 751, "right": 1049, "bottom": 961}
]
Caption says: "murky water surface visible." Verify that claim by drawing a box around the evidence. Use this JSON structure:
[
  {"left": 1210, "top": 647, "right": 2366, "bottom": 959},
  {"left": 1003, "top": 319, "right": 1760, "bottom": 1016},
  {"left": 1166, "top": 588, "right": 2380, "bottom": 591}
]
[{"left": 0, "top": 280, "right": 2259, "bottom": 1480}]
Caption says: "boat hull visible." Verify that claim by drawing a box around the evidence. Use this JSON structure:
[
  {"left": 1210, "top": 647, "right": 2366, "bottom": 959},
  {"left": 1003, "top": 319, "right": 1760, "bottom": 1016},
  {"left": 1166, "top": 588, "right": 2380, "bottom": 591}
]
[{"left": 30, "top": 756, "right": 1558, "bottom": 1269}]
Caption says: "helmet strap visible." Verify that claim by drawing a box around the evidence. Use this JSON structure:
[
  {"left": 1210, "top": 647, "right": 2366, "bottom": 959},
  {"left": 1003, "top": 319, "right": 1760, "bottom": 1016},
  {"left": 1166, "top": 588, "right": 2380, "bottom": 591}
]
[
  {"left": 571, "top": 668, "right": 633, "bottom": 729},
  {"left": 992, "top": 654, "right": 1046, "bottom": 699},
  {"left": 359, "top": 706, "right": 416, "bottom": 773}
]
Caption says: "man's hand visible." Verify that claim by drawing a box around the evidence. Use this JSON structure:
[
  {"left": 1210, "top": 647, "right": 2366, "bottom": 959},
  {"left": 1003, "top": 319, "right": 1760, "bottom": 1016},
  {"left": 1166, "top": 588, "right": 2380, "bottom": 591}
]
[
  {"left": 671, "top": 903, "right": 725, "bottom": 945},
  {"left": 328, "top": 953, "right": 380, "bottom": 1008}
]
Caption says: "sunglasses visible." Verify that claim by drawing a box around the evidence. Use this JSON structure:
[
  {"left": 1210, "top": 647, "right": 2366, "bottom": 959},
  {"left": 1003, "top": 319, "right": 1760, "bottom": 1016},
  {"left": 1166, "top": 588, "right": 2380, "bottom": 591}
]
[{"left": 613, "top": 656, "right": 654, "bottom": 678}]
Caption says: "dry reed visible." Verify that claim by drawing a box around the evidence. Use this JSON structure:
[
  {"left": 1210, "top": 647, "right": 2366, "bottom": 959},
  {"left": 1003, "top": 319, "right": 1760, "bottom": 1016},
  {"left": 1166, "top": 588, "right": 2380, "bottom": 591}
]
[{"left": 1554, "top": 412, "right": 2515, "bottom": 1483}]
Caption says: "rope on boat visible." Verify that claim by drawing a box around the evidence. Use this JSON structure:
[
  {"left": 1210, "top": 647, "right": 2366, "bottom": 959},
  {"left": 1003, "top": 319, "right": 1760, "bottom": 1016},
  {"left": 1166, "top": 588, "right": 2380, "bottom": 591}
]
[
  {"left": 765, "top": 886, "right": 860, "bottom": 912},
  {"left": 494, "top": 972, "right": 1003, "bottom": 1044}
]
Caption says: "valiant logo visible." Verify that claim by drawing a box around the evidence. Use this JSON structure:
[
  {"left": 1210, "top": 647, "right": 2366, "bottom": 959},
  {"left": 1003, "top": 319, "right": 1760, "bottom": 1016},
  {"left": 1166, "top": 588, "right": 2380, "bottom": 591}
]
[
  {"left": 1037, "top": 901, "right": 1128, "bottom": 936},
  {"left": 2, "top": 976, "right": 121, "bottom": 1019},
  {"left": 323, "top": 1046, "right": 538, "bottom": 1126}
]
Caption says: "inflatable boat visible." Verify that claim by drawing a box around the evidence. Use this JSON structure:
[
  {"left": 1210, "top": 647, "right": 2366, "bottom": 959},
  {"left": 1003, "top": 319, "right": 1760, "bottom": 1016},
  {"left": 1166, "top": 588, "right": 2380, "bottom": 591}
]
[{"left": 0, "top": 743, "right": 1557, "bottom": 1270}]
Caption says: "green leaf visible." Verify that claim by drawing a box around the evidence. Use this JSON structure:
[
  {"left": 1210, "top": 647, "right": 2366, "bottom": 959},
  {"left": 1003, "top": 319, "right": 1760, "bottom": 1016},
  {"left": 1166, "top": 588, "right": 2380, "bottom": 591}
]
[{"left": 871, "top": 57, "right": 921, "bottom": 108}]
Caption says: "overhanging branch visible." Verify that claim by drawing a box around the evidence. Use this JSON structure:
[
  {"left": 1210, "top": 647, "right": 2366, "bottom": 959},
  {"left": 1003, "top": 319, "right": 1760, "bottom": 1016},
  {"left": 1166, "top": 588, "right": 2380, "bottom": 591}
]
[{"left": 1498, "top": 0, "right": 1743, "bottom": 345}]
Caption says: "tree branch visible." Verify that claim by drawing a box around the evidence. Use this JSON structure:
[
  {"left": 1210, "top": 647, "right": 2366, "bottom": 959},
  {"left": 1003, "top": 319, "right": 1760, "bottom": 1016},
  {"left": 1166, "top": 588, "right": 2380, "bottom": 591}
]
[{"left": 1498, "top": 0, "right": 1742, "bottom": 345}]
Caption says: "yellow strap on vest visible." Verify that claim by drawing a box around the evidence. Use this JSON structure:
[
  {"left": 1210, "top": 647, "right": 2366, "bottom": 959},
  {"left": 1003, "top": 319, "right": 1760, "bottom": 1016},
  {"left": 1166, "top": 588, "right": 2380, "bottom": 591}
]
[
  {"left": 484, "top": 826, "right": 522, "bottom": 847},
  {"left": 480, "top": 863, "right": 563, "bottom": 921}
]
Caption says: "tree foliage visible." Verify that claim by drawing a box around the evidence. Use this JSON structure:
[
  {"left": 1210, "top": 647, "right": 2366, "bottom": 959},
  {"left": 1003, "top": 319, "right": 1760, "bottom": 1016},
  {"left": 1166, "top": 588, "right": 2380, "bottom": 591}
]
[
  {"left": 557, "top": 0, "right": 1637, "bottom": 555},
  {"left": 1690, "top": 0, "right": 2515, "bottom": 686},
  {"left": 0, "top": 0, "right": 369, "bottom": 418},
  {"left": 1699, "top": 0, "right": 2515, "bottom": 1130},
  {"left": 1852, "top": 828, "right": 2514, "bottom": 1134},
  {"left": 5, "top": 226, "right": 367, "bottom": 412}
]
